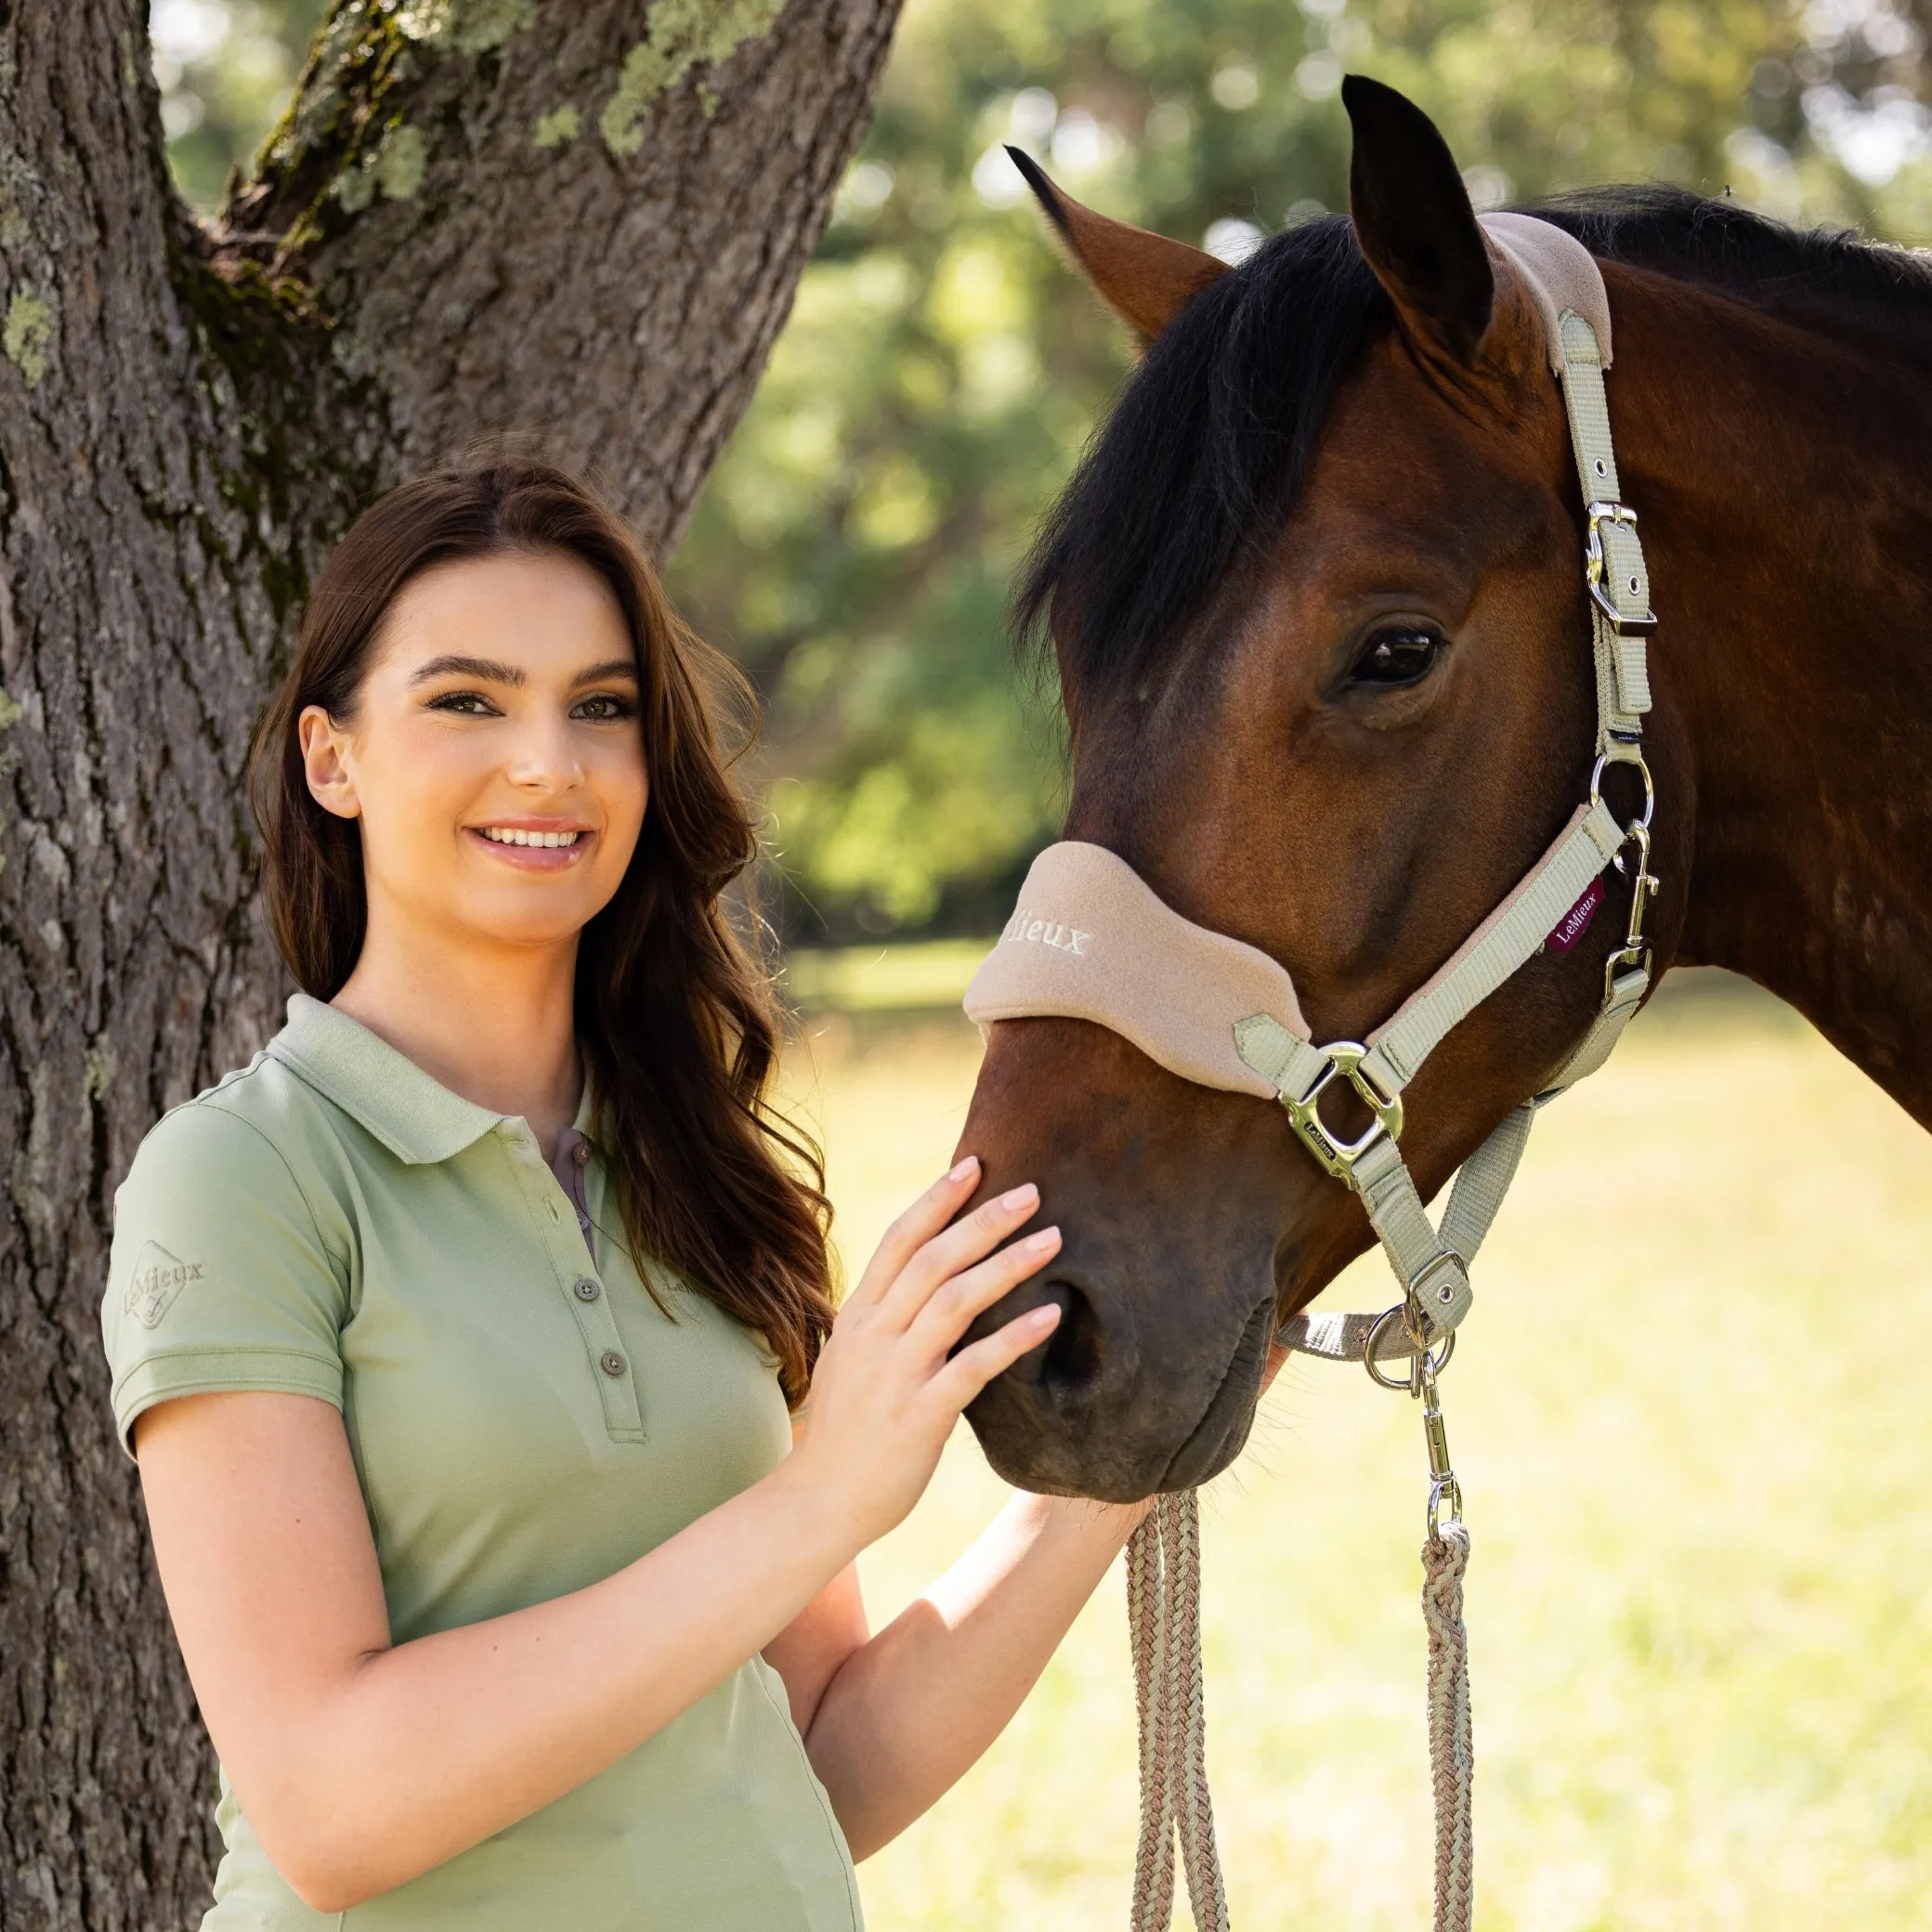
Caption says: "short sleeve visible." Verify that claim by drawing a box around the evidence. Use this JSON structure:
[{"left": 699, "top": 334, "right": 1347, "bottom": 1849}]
[{"left": 102, "top": 1098, "right": 350, "bottom": 1457}]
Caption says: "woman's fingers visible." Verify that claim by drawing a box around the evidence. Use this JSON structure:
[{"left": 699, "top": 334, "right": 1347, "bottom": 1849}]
[
  {"left": 878, "top": 1182, "right": 1040, "bottom": 1326},
  {"left": 847, "top": 1157, "right": 982, "bottom": 1307},
  {"left": 929, "top": 1304, "right": 1063, "bottom": 1413},
  {"left": 903, "top": 1224, "right": 1062, "bottom": 1360}
]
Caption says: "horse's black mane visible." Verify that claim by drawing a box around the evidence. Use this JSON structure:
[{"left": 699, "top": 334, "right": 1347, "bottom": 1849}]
[{"left": 1020, "top": 185, "right": 1932, "bottom": 697}]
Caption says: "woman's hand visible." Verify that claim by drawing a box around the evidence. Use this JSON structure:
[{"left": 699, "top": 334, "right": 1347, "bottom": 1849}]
[{"left": 791, "top": 1157, "right": 1060, "bottom": 1550}]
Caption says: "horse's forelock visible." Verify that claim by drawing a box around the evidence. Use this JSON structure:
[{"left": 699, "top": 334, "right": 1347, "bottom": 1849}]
[{"left": 1014, "top": 214, "right": 1393, "bottom": 711}]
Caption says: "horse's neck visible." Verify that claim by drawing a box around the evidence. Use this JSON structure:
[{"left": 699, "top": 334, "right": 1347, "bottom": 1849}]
[{"left": 1619, "top": 269, "right": 1932, "bottom": 1127}]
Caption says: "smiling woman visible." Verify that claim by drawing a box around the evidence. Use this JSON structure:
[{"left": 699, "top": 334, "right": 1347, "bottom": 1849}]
[
  {"left": 304, "top": 565, "right": 649, "bottom": 993},
  {"left": 97, "top": 458, "right": 1155, "bottom": 1929},
  {"left": 248, "top": 465, "right": 833, "bottom": 1401}
]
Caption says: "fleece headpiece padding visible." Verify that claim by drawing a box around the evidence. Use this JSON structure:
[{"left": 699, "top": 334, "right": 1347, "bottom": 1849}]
[
  {"left": 962, "top": 842, "right": 1307, "bottom": 1102},
  {"left": 1479, "top": 214, "right": 1612, "bottom": 373}
]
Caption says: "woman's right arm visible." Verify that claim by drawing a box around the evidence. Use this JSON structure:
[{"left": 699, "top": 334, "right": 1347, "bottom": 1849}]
[{"left": 134, "top": 1159, "right": 1059, "bottom": 1913}]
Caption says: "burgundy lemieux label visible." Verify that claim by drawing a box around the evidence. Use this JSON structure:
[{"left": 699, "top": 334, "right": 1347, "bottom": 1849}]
[{"left": 1546, "top": 877, "right": 1602, "bottom": 953}]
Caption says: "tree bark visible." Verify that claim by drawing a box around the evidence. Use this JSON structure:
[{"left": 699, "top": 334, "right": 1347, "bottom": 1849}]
[{"left": 0, "top": 2, "right": 900, "bottom": 1924}]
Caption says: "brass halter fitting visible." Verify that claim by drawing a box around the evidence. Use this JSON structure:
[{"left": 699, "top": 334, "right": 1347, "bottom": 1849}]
[
  {"left": 1585, "top": 500, "right": 1657, "bottom": 634},
  {"left": 1602, "top": 814, "right": 1661, "bottom": 1002},
  {"left": 1278, "top": 1042, "right": 1404, "bottom": 1181}
]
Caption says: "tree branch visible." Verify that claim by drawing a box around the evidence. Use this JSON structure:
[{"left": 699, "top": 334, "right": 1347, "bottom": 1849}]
[{"left": 209, "top": 0, "right": 903, "bottom": 544}]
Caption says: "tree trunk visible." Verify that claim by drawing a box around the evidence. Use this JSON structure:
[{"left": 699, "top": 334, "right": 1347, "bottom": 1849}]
[{"left": 0, "top": 3, "right": 900, "bottom": 1923}]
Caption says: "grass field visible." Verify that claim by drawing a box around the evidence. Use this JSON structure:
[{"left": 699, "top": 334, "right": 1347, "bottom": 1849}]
[{"left": 780, "top": 972, "right": 1932, "bottom": 1932}]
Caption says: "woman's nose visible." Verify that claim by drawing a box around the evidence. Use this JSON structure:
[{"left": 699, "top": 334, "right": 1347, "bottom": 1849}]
[{"left": 504, "top": 710, "right": 587, "bottom": 790}]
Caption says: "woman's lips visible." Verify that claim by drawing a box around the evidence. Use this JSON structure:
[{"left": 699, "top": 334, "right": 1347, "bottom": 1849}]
[{"left": 466, "top": 826, "right": 593, "bottom": 871}]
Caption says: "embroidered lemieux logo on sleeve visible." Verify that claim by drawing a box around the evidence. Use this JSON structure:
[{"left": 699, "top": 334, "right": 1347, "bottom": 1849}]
[
  {"left": 1000, "top": 907, "right": 1093, "bottom": 957},
  {"left": 124, "top": 1241, "right": 205, "bottom": 1329}
]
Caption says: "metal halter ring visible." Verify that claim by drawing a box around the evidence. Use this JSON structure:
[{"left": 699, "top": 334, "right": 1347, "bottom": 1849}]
[
  {"left": 1363, "top": 1303, "right": 1456, "bottom": 1390},
  {"left": 1589, "top": 750, "right": 1655, "bottom": 832}
]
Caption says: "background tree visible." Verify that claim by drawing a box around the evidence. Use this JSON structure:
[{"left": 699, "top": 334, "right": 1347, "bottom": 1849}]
[{"left": 0, "top": 4, "right": 900, "bottom": 1925}]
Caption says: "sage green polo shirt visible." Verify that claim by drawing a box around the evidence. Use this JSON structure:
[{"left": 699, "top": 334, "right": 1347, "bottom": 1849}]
[{"left": 100, "top": 996, "right": 862, "bottom": 1932}]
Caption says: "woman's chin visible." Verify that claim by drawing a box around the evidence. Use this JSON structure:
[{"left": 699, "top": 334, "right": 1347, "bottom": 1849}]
[{"left": 452, "top": 884, "right": 620, "bottom": 955}]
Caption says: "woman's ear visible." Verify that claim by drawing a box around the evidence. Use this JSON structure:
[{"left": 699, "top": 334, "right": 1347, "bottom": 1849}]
[
  {"left": 298, "top": 705, "right": 361, "bottom": 820},
  {"left": 1342, "top": 74, "right": 1495, "bottom": 366},
  {"left": 1007, "top": 146, "right": 1228, "bottom": 346}
]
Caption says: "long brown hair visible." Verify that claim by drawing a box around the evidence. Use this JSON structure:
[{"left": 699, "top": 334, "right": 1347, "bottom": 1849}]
[{"left": 251, "top": 459, "right": 834, "bottom": 1403}]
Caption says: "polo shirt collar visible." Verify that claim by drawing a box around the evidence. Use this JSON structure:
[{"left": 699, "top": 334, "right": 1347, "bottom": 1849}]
[{"left": 270, "top": 995, "right": 511, "bottom": 1165}]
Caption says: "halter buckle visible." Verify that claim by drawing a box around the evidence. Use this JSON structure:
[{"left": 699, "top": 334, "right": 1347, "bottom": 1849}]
[
  {"left": 1280, "top": 1042, "right": 1404, "bottom": 1181},
  {"left": 1585, "top": 500, "right": 1657, "bottom": 636}
]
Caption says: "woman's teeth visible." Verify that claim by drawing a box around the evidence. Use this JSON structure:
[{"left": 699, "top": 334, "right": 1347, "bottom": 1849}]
[{"left": 480, "top": 827, "right": 583, "bottom": 848}]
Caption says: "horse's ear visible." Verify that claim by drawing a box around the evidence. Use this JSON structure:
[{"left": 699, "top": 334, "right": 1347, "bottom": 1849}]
[
  {"left": 1342, "top": 75, "right": 1494, "bottom": 364},
  {"left": 1007, "top": 146, "right": 1228, "bottom": 345}
]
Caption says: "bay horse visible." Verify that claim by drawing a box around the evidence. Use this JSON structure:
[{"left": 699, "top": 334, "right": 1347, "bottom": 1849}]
[{"left": 957, "top": 76, "right": 1932, "bottom": 1504}]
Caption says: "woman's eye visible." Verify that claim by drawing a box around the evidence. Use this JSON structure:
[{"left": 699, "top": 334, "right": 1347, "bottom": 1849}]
[
  {"left": 1350, "top": 626, "right": 1443, "bottom": 688},
  {"left": 426, "top": 690, "right": 497, "bottom": 716},
  {"left": 573, "top": 693, "right": 636, "bottom": 721}
]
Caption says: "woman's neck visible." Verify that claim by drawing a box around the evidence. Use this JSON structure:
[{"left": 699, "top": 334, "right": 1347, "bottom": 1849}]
[{"left": 330, "top": 914, "right": 584, "bottom": 1160}]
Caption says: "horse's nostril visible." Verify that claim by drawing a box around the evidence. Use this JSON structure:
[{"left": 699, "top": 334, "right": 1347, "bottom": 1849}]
[{"left": 1038, "top": 1279, "right": 1107, "bottom": 1396}]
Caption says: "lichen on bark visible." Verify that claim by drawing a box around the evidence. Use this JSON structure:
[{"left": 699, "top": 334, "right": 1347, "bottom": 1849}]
[
  {"left": 3, "top": 288, "right": 54, "bottom": 387},
  {"left": 437, "top": 0, "right": 542, "bottom": 52},
  {"left": 397, "top": 0, "right": 541, "bottom": 52},
  {"left": 599, "top": 0, "right": 789, "bottom": 155},
  {"left": 335, "top": 119, "right": 428, "bottom": 207}
]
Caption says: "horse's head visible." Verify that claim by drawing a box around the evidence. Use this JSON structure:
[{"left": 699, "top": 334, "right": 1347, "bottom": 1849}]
[{"left": 958, "top": 79, "right": 1689, "bottom": 1501}]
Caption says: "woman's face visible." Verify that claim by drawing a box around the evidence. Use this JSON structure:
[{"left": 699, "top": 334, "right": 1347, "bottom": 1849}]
[{"left": 299, "top": 549, "right": 649, "bottom": 958}]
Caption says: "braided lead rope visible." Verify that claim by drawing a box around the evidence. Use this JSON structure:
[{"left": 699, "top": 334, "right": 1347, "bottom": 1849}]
[
  {"left": 1127, "top": 1491, "right": 1230, "bottom": 1932},
  {"left": 1128, "top": 1506, "right": 1178, "bottom": 1930},
  {"left": 1127, "top": 1495, "right": 1474, "bottom": 1932},
  {"left": 1166, "top": 1494, "right": 1228, "bottom": 1930},
  {"left": 1420, "top": 1523, "right": 1475, "bottom": 1932}
]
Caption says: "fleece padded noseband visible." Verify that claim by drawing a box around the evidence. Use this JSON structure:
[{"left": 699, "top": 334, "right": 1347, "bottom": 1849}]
[{"left": 969, "top": 843, "right": 1307, "bottom": 1101}]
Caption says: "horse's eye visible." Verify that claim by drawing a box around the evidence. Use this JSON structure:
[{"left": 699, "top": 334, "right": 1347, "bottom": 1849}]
[{"left": 1350, "top": 625, "right": 1442, "bottom": 687}]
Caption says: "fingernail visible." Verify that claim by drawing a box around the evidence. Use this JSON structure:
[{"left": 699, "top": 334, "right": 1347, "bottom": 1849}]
[
  {"left": 1030, "top": 1304, "right": 1061, "bottom": 1327},
  {"left": 949, "top": 1156, "right": 979, "bottom": 1181},
  {"left": 1024, "top": 1227, "right": 1060, "bottom": 1254},
  {"left": 1000, "top": 1183, "right": 1038, "bottom": 1211}
]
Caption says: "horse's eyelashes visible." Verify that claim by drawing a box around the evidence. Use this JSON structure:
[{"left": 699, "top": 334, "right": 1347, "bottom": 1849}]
[{"left": 1349, "top": 624, "right": 1443, "bottom": 688}]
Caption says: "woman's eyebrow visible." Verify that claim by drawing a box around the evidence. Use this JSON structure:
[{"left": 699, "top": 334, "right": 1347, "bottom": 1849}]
[
  {"left": 409, "top": 654, "right": 525, "bottom": 686},
  {"left": 571, "top": 658, "right": 639, "bottom": 686}
]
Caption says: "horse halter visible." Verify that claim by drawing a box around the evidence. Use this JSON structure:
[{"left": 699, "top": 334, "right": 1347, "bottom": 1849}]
[{"left": 965, "top": 213, "right": 1660, "bottom": 1400}]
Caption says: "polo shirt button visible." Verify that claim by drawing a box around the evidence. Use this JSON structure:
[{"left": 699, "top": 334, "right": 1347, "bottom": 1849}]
[
  {"left": 574, "top": 1278, "right": 601, "bottom": 1302},
  {"left": 600, "top": 1350, "right": 626, "bottom": 1377}
]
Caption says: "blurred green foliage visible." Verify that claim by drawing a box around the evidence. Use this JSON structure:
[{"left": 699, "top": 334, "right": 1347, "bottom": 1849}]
[
  {"left": 156, "top": 0, "right": 1932, "bottom": 937},
  {"left": 152, "top": 1, "right": 328, "bottom": 211}
]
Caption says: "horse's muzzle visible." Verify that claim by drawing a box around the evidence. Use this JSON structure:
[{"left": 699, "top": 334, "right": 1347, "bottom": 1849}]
[{"left": 956, "top": 1014, "right": 1320, "bottom": 1501}]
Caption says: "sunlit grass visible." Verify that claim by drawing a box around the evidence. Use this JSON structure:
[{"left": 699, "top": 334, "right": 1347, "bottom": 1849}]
[
  {"left": 780, "top": 973, "right": 1932, "bottom": 1931},
  {"left": 783, "top": 939, "right": 988, "bottom": 1014}
]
